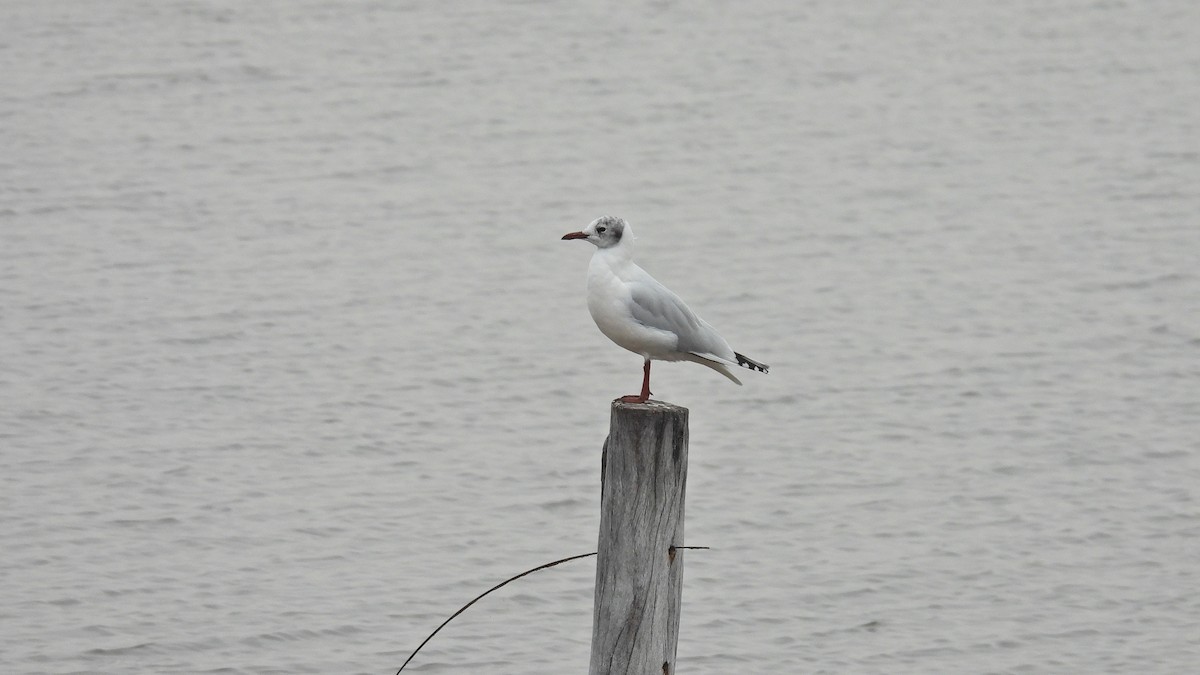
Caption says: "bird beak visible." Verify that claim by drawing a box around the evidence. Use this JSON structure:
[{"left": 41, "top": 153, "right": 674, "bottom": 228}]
[{"left": 561, "top": 231, "right": 588, "bottom": 240}]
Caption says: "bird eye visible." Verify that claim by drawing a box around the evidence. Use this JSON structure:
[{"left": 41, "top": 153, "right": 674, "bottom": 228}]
[{"left": 597, "top": 227, "right": 606, "bottom": 234}]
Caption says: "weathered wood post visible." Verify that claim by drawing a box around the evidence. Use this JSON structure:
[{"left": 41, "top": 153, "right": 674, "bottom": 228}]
[{"left": 589, "top": 399, "right": 689, "bottom": 675}]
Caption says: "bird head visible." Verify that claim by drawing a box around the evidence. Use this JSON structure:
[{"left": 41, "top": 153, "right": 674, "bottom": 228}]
[{"left": 561, "top": 216, "right": 628, "bottom": 249}]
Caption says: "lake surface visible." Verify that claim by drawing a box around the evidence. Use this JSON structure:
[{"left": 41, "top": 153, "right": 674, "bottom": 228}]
[{"left": 2, "top": 1, "right": 1198, "bottom": 673}]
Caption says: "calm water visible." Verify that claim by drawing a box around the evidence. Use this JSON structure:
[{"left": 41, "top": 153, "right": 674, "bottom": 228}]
[{"left": 3, "top": 1, "right": 1198, "bottom": 673}]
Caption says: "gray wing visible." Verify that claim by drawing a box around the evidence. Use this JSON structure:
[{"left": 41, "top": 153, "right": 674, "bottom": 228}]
[{"left": 628, "top": 280, "right": 736, "bottom": 361}]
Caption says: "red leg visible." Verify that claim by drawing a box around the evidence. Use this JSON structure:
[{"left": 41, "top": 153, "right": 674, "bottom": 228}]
[{"left": 619, "top": 359, "right": 652, "bottom": 403}]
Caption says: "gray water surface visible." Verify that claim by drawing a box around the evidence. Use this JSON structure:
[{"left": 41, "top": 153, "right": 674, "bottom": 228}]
[{"left": 3, "top": 1, "right": 1198, "bottom": 673}]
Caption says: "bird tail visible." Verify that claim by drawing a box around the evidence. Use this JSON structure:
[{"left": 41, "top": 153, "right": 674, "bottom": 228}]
[
  {"left": 734, "top": 352, "right": 769, "bottom": 374},
  {"left": 684, "top": 353, "right": 743, "bottom": 385}
]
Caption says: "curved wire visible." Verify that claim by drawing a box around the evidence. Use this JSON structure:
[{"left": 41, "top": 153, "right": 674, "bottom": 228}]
[
  {"left": 395, "top": 546, "right": 709, "bottom": 673},
  {"left": 395, "top": 551, "right": 596, "bottom": 673}
]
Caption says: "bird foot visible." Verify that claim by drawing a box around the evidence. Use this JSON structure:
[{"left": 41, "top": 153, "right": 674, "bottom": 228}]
[{"left": 617, "top": 394, "right": 650, "bottom": 404}]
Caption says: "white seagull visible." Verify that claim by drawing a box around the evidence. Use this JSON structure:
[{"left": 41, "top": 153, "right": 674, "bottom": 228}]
[{"left": 562, "top": 216, "right": 768, "bottom": 403}]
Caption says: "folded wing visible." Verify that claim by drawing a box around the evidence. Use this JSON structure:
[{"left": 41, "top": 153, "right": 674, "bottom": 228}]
[{"left": 628, "top": 280, "right": 738, "bottom": 364}]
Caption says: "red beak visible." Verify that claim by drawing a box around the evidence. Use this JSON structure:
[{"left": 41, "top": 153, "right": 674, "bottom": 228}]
[{"left": 561, "top": 231, "right": 588, "bottom": 240}]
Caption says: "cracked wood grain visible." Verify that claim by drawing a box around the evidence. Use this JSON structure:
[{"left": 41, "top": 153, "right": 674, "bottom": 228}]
[{"left": 589, "top": 399, "right": 688, "bottom": 675}]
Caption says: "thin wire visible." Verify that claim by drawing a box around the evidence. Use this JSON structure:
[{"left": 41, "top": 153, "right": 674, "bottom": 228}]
[{"left": 395, "top": 546, "right": 709, "bottom": 674}]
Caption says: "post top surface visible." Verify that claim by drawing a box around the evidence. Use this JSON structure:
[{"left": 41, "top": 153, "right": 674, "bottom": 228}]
[{"left": 610, "top": 398, "right": 689, "bottom": 414}]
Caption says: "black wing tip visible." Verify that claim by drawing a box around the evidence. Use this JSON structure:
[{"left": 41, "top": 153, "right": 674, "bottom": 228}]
[{"left": 734, "top": 352, "right": 769, "bottom": 373}]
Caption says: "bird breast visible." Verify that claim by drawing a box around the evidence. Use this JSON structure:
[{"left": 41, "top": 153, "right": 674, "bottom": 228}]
[{"left": 586, "top": 253, "right": 678, "bottom": 358}]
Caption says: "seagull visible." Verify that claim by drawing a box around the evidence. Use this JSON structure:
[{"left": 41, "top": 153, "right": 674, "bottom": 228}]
[{"left": 562, "top": 216, "right": 768, "bottom": 403}]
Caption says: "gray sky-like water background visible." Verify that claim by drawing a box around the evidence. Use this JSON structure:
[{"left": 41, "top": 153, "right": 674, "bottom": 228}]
[{"left": 3, "top": 1, "right": 1199, "bottom": 673}]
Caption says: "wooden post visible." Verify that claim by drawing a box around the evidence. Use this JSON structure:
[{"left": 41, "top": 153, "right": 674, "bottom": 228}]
[{"left": 590, "top": 400, "right": 689, "bottom": 675}]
